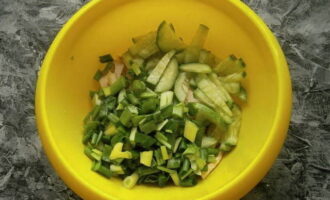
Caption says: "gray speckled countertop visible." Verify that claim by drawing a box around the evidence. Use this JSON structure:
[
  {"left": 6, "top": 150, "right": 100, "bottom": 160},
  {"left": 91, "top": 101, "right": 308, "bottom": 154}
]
[{"left": 0, "top": 0, "right": 329, "bottom": 199}]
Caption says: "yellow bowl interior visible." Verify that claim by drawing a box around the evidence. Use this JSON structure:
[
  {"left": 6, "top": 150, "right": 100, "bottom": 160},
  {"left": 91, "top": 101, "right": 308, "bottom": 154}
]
[{"left": 36, "top": 0, "right": 291, "bottom": 199}]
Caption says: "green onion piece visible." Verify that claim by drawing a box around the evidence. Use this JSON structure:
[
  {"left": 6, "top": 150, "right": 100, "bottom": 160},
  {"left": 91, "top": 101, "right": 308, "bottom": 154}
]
[
  {"left": 160, "top": 146, "right": 170, "bottom": 160},
  {"left": 157, "top": 119, "right": 169, "bottom": 131},
  {"left": 110, "top": 165, "right": 125, "bottom": 175},
  {"left": 131, "top": 58, "right": 144, "bottom": 75},
  {"left": 95, "top": 131, "right": 103, "bottom": 145},
  {"left": 155, "top": 132, "right": 172, "bottom": 149},
  {"left": 207, "top": 148, "right": 220, "bottom": 156},
  {"left": 183, "top": 120, "right": 199, "bottom": 143},
  {"left": 132, "top": 115, "right": 146, "bottom": 126},
  {"left": 140, "top": 91, "right": 158, "bottom": 98},
  {"left": 140, "top": 98, "right": 158, "bottom": 114},
  {"left": 109, "top": 142, "right": 132, "bottom": 160},
  {"left": 99, "top": 54, "right": 113, "bottom": 63},
  {"left": 180, "top": 158, "right": 190, "bottom": 173},
  {"left": 91, "top": 133, "right": 98, "bottom": 145},
  {"left": 119, "top": 108, "right": 133, "bottom": 127},
  {"left": 123, "top": 172, "right": 139, "bottom": 189},
  {"left": 137, "top": 167, "right": 159, "bottom": 176},
  {"left": 158, "top": 173, "right": 170, "bottom": 187},
  {"left": 93, "top": 70, "right": 103, "bottom": 81},
  {"left": 139, "top": 120, "right": 158, "bottom": 134},
  {"left": 108, "top": 113, "right": 120, "bottom": 124},
  {"left": 207, "top": 155, "right": 216, "bottom": 163},
  {"left": 84, "top": 146, "right": 94, "bottom": 160},
  {"left": 140, "top": 151, "right": 153, "bottom": 167},
  {"left": 127, "top": 105, "right": 139, "bottom": 115},
  {"left": 157, "top": 166, "right": 176, "bottom": 174},
  {"left": 92, "top": 94, "right": 102, "bottom": 106},
  {"left": 118, "top": 89, "right": 127, "bottom": 103},
  {"left": 127, "top": 93, "right": 140, "bottom": 105},
  {"left": 169, "top": 171, "right": 180, "bottom": 186},
  {"left": 160, "top": 91, "right": 174, "bottom": 109},
  {"left": 105, "top": 124, "right": 117, "bottom": 135},
  {"left": 172, "top": 103, "right": 184, "bottom": 118},
  {"left": 167, "top": 158, "right": 181, "bottom": 169},
  {"left": 135, "top": 132, "right": 156, "bottom": 148},
  {"left": 200, "top": 148, "right": 208, "bottom": 161},
  {"left": 94, "top": 162, "right": 113, "bottom": 178},
  {"left": 180, "top": 175, "right": 197, "bottom": 187},
  {"left": 180, "top": 168, "right": 193, "bottom": 180},
  {"left": 129, "top": 127, "right": 137, "bottom": 143},
  {"left": 154, "top": 149, "right": 165, "bottom": 165},
  {"left": 173, "top": 137, "right": 182, "bottom": 153},
  {"left": 103, "top": 76, "right": 127, "bottom": 96},
  {"left": 131, "top": 80, "right": 146, "bottom": 95}
]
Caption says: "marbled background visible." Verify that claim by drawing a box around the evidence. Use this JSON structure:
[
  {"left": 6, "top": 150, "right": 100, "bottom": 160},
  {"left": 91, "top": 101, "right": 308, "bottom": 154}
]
[{"left": 0, "top": 0, "right": 329, "bottom": 199}]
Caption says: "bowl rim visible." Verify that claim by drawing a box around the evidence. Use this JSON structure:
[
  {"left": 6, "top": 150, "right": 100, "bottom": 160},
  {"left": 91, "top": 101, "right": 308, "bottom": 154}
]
[{"left": 35, "top": 0, "right": 292, "bottom": 199}]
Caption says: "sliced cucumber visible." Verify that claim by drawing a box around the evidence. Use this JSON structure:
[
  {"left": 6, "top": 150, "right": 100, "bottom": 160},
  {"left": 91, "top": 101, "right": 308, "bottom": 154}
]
[
  {"left": 237, "top": 86, "right": 247, "bottom": 102},
  {"left": 199, "top": 49, "right": 216, "bottom": 67},
  {"left": 220, "top": 72, "right": 246, "bottom": 82},
  {"left": 156, "top": 21, "right": 186, "bottom": 52},
  {"left": 147, "top": 50, "right": 176, "bottom": 85},
  {"left": 221, "top": 105, "right": 241, "bottom": 147},
  {"left": 180, "top": 63, "right": 212, "bottom": 73},
  {"left": 155, "top": 58, "right": 179, "bottom": 92},
  {"left": 193, "top": 89, "right": 216, "bottom": 108},
  {"left": 223, "top": 82, "right": 241, "bottom": 94},
  {"left": 129, "top": 31, "right": 159, "bottom": 59},
  {"left": 132, "top": 31, "right": 155, "bottom": 43},
  {"left": 215, "top": 55, "right": 245, "bottom": 75},
  {"left": 196, "top": 75, "right": 232, "bottom": 116},
  {"left": 174, "top": 72, "right": 190, "bottom": 102},
  {"left": 208, "top": 73, "right": 232, "bottom": 103},
  {"left": 191, "top": 24, "right": 209, "bottom": 48},
  {"left": 175, "top": 51, "right": 185, "bottom": 65}
]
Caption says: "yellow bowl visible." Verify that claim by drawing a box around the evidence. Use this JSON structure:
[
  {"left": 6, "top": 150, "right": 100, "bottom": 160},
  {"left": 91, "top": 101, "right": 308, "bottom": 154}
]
[{"left": 35, "top": 0, "right": 292, "bottom": 199}]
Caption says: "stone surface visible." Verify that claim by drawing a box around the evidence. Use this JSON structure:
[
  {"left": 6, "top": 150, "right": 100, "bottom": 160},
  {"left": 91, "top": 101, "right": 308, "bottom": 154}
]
[{"left": 0, "top": 0, "right": 329, "bottom": 199}]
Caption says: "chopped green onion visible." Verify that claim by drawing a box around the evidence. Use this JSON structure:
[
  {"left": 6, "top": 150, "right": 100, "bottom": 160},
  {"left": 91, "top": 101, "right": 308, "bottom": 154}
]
[
  {"left": 155, "top": 132, "right": 172, "bottom": 149},
  {"left": 160, "top": 146, "right": 170, "bottom": 160},
  {"left": 135, "top": 132, "right": 156, "bottom": 148},
  {"left": 140, "top": 151, "right": 153, "bottom": 167},
  {"left": 157, "top": 119, "right": 169, "bottom": 131},
  {"left": 160, "top": 91, "right": 174, "bottom": 109},
  {"left": 119, "top": 108, "right": 133, "bottom": 127},
  {"left": 167, "top": 158, "right": 181, "bottom": 169},
  {"left": 99, "top": 54, "right": 113, "bottom": 63},
  {"left": 129, "top": 127, "right": 137, "bottom": 143},
  {"left": 108, "top": 113, "right": 120, "bottom": 124},
  {"left": 123, "top": 172, "right": 139, "bottom": 189},
  {"left": 139, "top": 120, "right": 158, "bottom": 134},
  {"left": 173, "top": 137, "right": 182, "bottom": 153}
]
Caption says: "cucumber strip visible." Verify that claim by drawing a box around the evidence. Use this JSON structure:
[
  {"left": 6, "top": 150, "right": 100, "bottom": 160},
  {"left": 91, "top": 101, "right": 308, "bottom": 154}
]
[
  {"left": 191, "top": 24, "right": 209, "bottom": 48},
  {"left": 156, "top": 21, "right": 186, "bottom": 52},
  {"left": 129, "top": 31, "right": 159, "bottom": 59},
  {"left": 238, "top": 86, "right": 247, "bottom": 102},
  {"left": 175, "top": 51, "right": 185, "bottom": 64},
  {"left": 183, "top": 46, "right": 200, "bottom": 63},
  {"left": 180, "top": 63, "right": 212, "bottom": 73},
  {"left": 208, "top": 73, "right": 232, "bottom": 102},
  {"left": 174, "top": 72, "right": 190, "bottom": 102},
  {"left": 222, "top": 105, "right": 241, "bottom": 147},
  {"left": 155, "top": 58, "right": 179, "bottom": 92},
  {"left": 223, "top": 82, "right": 241, "bottom": 94},
  {"left": 196, "top": 75, "right": 232, "bottom": 116},
  {"left": 147, "top": 50, "right": 176, "bottom": 85},
  {"left": 121, "top": 51, "right": 133, "bottom": 68},
  {"left": 199, "top": 49, "right": 216, "bottom": 67},
  {"left": 183, "top": 24, "right": 209, "bottom": 63},
  {"left": 220, "top": 72, "right": 246, "bottom": 82},
  {"left": 132, "top": 31, "right": 155, "bottom": 43},
  {"left": 193, "top": 89, "right": 216, "bottom": 108},
  {"left": 215, "top": 55, "right": 245, "bottom": 75}
]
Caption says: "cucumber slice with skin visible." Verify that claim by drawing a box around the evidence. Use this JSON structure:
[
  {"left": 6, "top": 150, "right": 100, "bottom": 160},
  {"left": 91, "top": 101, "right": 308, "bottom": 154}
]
[
  {"left": 132, "top": 31, "right": 155, "bottom": 43},
  {"left": 174, "top": 72, "right": 190, "bottom": 102},
  {"left": 155, "top": 58, "right": 179, "bottom": 92},
  {"left": 183, "top": 24, "right": 209, "bottom": 63},
  {"left": 199, "top": 49, "right": 216, "bottom": 67},
  {"left": 147, "top": 50, "right": 176, "bottom": 85},
  {"left": 180, "top": 63, "right": 212, "bottom": 73},
  {"left": 129, "top": 32, "right": 159, "bottom": 59},
  {"left": 224, "top": 82, "right": 241, "bottom": 94},
  {"left": 215, "top": 55, "right": 245, "bottom": 75},
  {"left": 175, "top": 51, "right": 185, "bottom": 64},
  {"left": 157, "top": 21, "right": 186, "bottom": 52},
  {"left": 196, "top": 74, "right": 232, "bottom": 116},
  {"left": 208, "top": 73, "right": 232, "bottom": 102}
]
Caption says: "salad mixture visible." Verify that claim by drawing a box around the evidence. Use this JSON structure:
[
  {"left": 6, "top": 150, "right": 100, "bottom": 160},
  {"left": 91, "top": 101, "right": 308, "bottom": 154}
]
[{"left": 83, "top": 21, "right": 247, "bottom": 188}]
